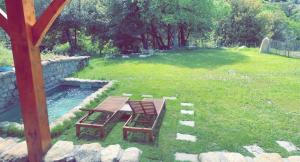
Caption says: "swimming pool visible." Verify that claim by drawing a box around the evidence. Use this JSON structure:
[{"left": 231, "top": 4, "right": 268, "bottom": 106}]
[
  {"left": 0, "top": 66, "right": 14, "bottom": 72},
  {"left": 0, "top": 85, "right": 98, "bottom": 123}
]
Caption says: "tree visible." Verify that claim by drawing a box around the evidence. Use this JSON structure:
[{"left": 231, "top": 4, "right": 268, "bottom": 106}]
[
  {"left": 218, "top": 0, "right": 265, "bottom": 46},
  {"left": 108, "top": 0, "right": 146, "bottom": 53}
]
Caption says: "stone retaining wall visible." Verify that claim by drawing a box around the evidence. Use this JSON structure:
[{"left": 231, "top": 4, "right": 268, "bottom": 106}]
[
  {"left": 0, "top": 139, "right": 143, "bottom": 162},
  {"left": 0, "top": 56, "right": 89, "bottom": 111}
]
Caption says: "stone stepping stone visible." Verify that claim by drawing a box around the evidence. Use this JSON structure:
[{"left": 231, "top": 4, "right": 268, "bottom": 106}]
[
  {"left": 44, "top": 141, "right": 75, "bottom": 162},
  {"left": 179, "top": 120, "right": 195, "bottom": 127},
  {"left": 0, "top": 138, "right": 19, "bottom": 153},
  {"left": 243, "top": 144, "right": 265, "bottom": 157},
  {"left": 253, "top": 153, "right": 283, "bottom": 162},
  {"left": 163, "top": 96, "right": 177, "bottom": 100},
  {"left": 142, "top": 94, "right": 153, "bottom": 98},
  {"left": 199, "top": 152, "right": 248, "bottom": 162},
  {"left": 181, "top": 110, "right": 194, "bottom": 115},
  {"left": 101, "top": 144, "right": 123, "bottom": 162},
  {"left": 286, "top": 156, "right": 300, "bottom": 162},
  {"left": 176, "top": 133, "right": 197, "bottom": 142},
  {"left": 139, "top": 55, "right": 150, "bottom": 58},
  {"left": 175, "top": 152, "right": 198, "bottom": 162},
  {"left": 120, "top": 147, "right": 142, "bottom": 162},
  {"left": 0, "top": 141, "right": 28, "bottom": 162},
  {"left": 181, "top": 103, "right": 194, "bottom": 107},
  {"left": 276, "top": 141, "right": 300, "bottom": 152},
  {"left": 122, "top": 93, "right": 132, "bottom": 97},
  {"left": 72, "top": 143, "right": 102, "bottom": 162}
]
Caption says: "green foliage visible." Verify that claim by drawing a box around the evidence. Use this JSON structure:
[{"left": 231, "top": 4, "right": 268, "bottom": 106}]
[
  {"left": 108, "top": 0, "right": 146, "bottom": 53},
  {"left": 102, "top": 40, "right": 119, "bottom": 56},
  {"left": 217, "top": 0, "right": 300, "bottom": 46},
  {"left": 0, "top": 42, "right": 13, "bottom": 66},
  {"left": 218, "top": 0, "right": 264, "bottom": 46},
  {"left": 53, "top": 42, "right": 70, "bottom": 55},
  {"left": 262, "top": 1, "right": 300, "bottom": 41},
  {"left": 77, "top": 33, "right": 101, "bottom": 56},
  {"left": 0, "top": 123, "right": 24, "bottom": 138},
  {"left": 2, "top": 0, "right": 300, "bottom": 54}
]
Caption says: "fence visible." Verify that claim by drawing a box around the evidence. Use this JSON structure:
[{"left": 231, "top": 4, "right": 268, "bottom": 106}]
[{"left": 267, "top": 39, "right": 300, "bottom": 58}]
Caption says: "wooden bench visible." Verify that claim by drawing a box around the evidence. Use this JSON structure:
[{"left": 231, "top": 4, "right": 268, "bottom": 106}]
[{"left": 76, "top": 96, "right": 129, "bottom": 138}]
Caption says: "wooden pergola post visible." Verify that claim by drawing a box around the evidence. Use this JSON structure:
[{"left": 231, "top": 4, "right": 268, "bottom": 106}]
[{"left": 0, "top": 0, "right": 69, "bottom": 161}]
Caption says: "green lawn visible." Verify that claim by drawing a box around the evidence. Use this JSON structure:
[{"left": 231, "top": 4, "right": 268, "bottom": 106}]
[{"left": 57, "top": 48, "right": 300, "bottom": 161}]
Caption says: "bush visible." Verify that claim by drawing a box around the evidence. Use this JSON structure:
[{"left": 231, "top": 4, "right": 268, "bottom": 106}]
[
  {"left": 53, "top": 42, "right": 70, "bottom": 55},
  {"left": 102, "top": 40, "right": 119, "bottom": 57},
  {"left": 0, "top": 122, "right": 24, "bottom": 138},
  {"left": 0, "top": 42, "right": 13, "bottom": 66},
  {"left": 78, "top": 33, "right": 102, "bottom": 56}
]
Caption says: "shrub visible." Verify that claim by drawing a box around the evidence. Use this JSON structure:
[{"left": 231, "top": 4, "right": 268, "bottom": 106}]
[
  {"left": 0, "top": 42, "right": 13, "bottom": 66},
  {"left": 0, "top": 122, "right": 24, "bottom": 138},
  {"left": 51, "top": 119, "right": 73, "bottom": 138},
  {"left": 53, "top": 42, "right": 70, "bottom": 55},
  {"left": 78, "top": 33, "right": 102, "bottom": 56},
  {"left": 102, "top": 40, "right": 119, "bottom": 57}
]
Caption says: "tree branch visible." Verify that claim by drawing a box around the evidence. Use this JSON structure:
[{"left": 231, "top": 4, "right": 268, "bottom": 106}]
[
  {"left": 0, "top": 8, "right": 10, "bottom": 35},
  {"left": 32, "top": 0, "right": 70, "bottom": 47}
]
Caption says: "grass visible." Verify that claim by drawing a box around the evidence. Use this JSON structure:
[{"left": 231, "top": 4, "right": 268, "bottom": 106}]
[
  {"left": 0, "top": 44, "right": 68, "bottom": 66},
  {"left": 52, "top": 48, "right": 300, "bottom": 161}
]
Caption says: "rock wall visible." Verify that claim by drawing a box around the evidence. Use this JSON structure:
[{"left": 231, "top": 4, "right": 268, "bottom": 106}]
[{"left": 0, "top": 56, "right": 89, "bottom": 111}]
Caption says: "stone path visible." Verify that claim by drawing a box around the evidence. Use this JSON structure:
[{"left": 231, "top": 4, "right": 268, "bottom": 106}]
[
  {"left": 181, "top": 102, "right": 194, "bottom": 107},
  {"left": 176, "top": 133, "right": 197, "bottom": 142},
  {"left": 141, "top": 94, "right": 153, "bottom": 98},
  {"left": 181, "top": 110, "right": 194, "bottom": 115},
  {"left": 179, "top": 120, "right": 195, "bottom": 127},
  {"left": 139, "top": 55, "right": 151, "bottom": 58},
  {"left": 175, "top": 152, "right": 300, "bottom": 162},
  {"left": 163, "top": 96, "right": 177, "bottom": 100},
  {"left": 122, "top": 55, "right": 130, "bottom": 59},
  {"left": 175, "top": 101, "right": 198, "bottom": 161},
  {"left": 0, "top": 138, "right": 142, "bottom": 162},
  {"left": 276, "top": 141, "right": 299, "bottom": 152},
  {"left": 175, "top": 152, "right": 198, "bottom": 162},
  {"left": 243, "top": 144, "right": 265, "bottom": 156},
  {"left": 122, "top": 93, "right": 132, "bottom": 97}
]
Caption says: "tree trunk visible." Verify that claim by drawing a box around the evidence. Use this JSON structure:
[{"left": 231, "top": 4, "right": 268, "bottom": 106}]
[
  {"left": 179, "top": 24, "right": 187, "bottom": 47},
  {"left": 178, "top": 25, "right": 181, "bottom": 47},
  {"left": 141, "top": 33, "right": 148, "bottom": 50},
  {"left": 167, "top": 24, "right": 173, "bottom": 48},
  {"left": 157, "top": 35, "right": 166, "bottom": 50},
  {"left": 74, "top": 28, "right": 78, "bottom": 50},
  {"left": 64, "top": 28, "right": 75, "bottom": 56},
  {"left": 151, "top": 23, "right": 157, "bottom": 49}
]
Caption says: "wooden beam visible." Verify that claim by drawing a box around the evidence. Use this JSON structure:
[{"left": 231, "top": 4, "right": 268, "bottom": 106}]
[
  {"left": 3, "top": 0, "right": 69, "bottom": 161},
  {"left": 32, "top": 0, "right": 70, "bottom": 47},
  {"left": 0, "top": 8, "right": 10, "bottom": 35},
  {"left": 5, "top": 1, "right": 51, "bottom": 161}
]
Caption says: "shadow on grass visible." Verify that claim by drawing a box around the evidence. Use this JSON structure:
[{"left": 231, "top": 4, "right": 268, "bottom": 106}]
[{"left": 104, "top": 49, "right": 250, "bottom": 69}]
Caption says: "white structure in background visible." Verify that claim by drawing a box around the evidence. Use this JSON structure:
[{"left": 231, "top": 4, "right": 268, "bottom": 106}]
[{"left": 259, "top": 37, "right": 270, "bottom": 54}]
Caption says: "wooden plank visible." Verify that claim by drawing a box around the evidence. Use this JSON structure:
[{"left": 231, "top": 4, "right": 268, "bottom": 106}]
[{"left": 32, "top": 0, "right": 70, "bottom": 47}]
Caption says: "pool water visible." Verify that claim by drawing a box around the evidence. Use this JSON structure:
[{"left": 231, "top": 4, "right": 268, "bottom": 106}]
[
  {"left": 0, "top": 85, "right": 98, "bottom": 123},
  {"left": 0, "top": 66, "right": 14, "bottom": 72}
]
